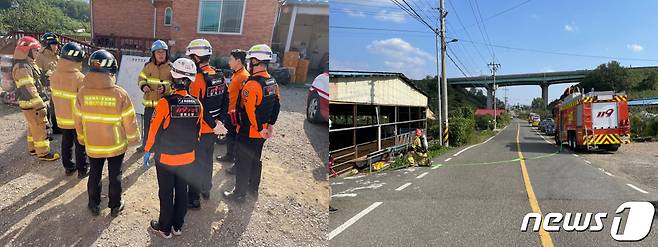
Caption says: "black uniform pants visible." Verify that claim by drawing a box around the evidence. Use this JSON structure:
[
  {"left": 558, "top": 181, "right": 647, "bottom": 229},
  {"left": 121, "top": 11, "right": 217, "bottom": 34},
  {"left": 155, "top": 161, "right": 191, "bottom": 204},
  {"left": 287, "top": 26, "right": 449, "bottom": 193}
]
[
  {"left": 189, "top": 133, "right": 216, "bottom": 201},
  {"left": 142, "top": 107, "right": 154, "bottom": 147},
  {"left": 61, "top": 128, "right": 88, "bottom": 171},
  {"left": 48, "top": 99, "right": 60, "bottom": 132},
  {"left": 234, "top": 135, "right": 266, "bottom": 196},
  {"left": 224, "top": 118, "right": 237, "bottom": 159},
  {"left": 155, "top": 162, "right": 190, "bottom": 233},
  {"left": 88, "top": 154, "right": 125, "bottom": 208}
]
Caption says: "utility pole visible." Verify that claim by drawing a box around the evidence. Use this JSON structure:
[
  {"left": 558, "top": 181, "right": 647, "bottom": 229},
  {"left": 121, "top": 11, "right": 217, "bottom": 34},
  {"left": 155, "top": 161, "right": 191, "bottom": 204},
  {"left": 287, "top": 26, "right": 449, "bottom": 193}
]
[
  {"left": 440, "top": 0, "right": 449, "bottom": 147},
  {"left": 488, "top": 62, "right": 500, "bottom": 130},
  {"left": 434, "top": 29, "right": 443, "bottom": 145}
]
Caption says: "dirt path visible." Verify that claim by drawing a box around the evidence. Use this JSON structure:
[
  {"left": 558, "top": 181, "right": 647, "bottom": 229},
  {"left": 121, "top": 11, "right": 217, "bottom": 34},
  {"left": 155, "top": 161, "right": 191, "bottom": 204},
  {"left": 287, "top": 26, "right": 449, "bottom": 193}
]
[
  {"left": 580, "top": 142, "right": 658, "bottom": 192},
  {"left": 0, "top": 86, "right": 329, "bottom": 246}
]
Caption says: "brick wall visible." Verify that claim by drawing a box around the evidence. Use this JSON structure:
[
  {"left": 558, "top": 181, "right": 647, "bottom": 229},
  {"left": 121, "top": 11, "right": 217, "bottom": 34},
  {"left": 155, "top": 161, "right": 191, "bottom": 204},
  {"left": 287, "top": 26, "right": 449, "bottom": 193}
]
[
  {"left": 92, "top": 0, "right": 155, "bottom": 38},
  {"left": 170, "top": 0, "right": 278, "bottom": 56},
  {"left": 155, "top": 2, "right": 173, "bottom": 40}
]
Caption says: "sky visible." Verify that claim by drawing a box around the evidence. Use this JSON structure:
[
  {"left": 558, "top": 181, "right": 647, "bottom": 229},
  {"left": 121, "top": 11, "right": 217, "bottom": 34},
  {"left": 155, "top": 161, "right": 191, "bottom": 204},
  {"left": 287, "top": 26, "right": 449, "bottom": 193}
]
[{"left": 330, "top": 0, "right": 658, "bottom": 105}]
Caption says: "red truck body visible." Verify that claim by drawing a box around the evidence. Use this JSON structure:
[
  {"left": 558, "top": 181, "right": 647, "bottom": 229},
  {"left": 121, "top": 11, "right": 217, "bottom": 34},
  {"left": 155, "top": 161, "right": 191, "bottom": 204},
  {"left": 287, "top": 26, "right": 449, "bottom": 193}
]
[{"left": 553, "top": 91, "right": 631, "bottom": 151}]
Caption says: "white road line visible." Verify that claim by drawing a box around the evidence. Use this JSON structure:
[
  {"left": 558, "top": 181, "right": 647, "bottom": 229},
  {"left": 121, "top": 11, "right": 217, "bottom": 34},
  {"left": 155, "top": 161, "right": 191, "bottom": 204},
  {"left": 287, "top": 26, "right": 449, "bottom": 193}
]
[
  {"left": 328, "top": 202, "right": 383, "bottom": 240},
  {"left": 483, "top": 135, "right": 496, "bottom": 144},
  {"left": 605, "top": 172, "right": 614, "bottom": 177},
  {"left": 344, "top": 175, "right": 365, "bottom": 180},
  {"left": 584, "top": 160, "right": 592, "bottom": 164},
  {"left": 598, "top": 168, "right": 604, "bottom": 172},
  {"left": 416, "top": 172, "right": 429, "bottom": 179},
  {"left": 572, "top": 154, "right": 579, "bottom": 157},
  {"left": 331, "top": 193, "right": 357, "bottom": 198},
  {"left": 453, "top": 145, "right": 476, "bottom": 157},
  {"left": 395, "top": 182, "right": 412, "bottom": 191},
  {"left": 431, "top": 164, "right": 443, "bottom": 170},
  {"left": 626, "top": 184, "right": 649, "bottom": 194},
  {"left": 444, "top": 157, "right": 452, "bottom": 162}
]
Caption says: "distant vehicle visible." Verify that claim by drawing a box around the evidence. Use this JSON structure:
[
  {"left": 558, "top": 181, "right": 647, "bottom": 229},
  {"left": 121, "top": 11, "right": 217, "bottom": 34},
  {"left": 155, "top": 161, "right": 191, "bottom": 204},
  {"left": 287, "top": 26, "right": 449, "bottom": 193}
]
[
  {"left": 531, "top": 115, "right": 541, "bottom": 127},
  {"left": 554, "top": 89, "right": 630, "bottom": 152},
  {"left": 306, "top": 72, "right": 329, "bottom": 123},
  {"left": 539, "top": 118, "right": 554, "bottom": 132},
  {"left": 543, "top": 122, "right": 556, "bottom": 136}
]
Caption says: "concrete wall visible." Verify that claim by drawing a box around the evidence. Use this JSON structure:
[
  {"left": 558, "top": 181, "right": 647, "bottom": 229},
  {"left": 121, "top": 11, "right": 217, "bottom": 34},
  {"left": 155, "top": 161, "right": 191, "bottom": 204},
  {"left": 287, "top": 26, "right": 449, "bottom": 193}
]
[{"left": 330, "top": 76, "right": 428, "bottom": 107}]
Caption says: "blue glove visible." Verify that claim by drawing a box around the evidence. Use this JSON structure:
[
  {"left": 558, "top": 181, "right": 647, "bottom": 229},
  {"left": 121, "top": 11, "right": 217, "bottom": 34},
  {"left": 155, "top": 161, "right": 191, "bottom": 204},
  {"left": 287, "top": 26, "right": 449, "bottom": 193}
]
[{"left": 143, "top": 153, "right": 151, "bottom": 169}]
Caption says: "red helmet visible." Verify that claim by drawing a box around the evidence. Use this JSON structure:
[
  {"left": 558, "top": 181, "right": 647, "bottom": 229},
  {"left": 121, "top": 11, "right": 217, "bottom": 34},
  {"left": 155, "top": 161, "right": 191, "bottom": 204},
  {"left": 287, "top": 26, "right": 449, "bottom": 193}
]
[{"left": 14, "top": 36, "right": 42, "bottom": 60}]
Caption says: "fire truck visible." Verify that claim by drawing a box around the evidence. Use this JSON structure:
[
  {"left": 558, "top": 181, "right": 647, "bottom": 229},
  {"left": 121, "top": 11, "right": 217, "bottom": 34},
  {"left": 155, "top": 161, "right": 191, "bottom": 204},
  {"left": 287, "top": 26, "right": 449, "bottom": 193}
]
[{"left": 553, "top": 89, "right": 631, "bottom": 152}]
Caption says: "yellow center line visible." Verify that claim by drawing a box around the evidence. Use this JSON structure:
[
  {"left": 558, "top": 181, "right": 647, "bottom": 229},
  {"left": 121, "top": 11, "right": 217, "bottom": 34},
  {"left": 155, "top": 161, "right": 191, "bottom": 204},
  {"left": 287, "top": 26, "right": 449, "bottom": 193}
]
[{"left": 516, "top": 123, "right": 554, "bottom": 247}]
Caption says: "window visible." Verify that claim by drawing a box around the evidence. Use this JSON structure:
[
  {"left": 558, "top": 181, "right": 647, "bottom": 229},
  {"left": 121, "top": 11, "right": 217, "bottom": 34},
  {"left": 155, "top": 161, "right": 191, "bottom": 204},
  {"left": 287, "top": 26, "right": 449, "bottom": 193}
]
[
  {"left": 164, "top": 7, "right": 173, "bottom": 26},
  {"left": 198, "top": 0, "right": 246, "bottom": 34}
]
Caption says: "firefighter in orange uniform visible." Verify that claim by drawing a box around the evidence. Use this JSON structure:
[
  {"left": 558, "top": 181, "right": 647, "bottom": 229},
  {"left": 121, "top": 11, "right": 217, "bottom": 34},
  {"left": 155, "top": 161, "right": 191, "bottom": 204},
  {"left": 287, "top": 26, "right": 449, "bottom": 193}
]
[
  {"left": 146, "top": 58, "right": 207, "bottom": 239},
  {"left": 185, "top": 39, "right": 228, "bottom": 208},
  {"left": 12, "top": 36, "right": 60, "bottom": 161},
  {"left": 216, "top": 49, "right": 250, "bottom": 174},
  {"left": 136, "top": 40, "right": 172, "bottom": 153},
  {"left": 223, "top": 44, "right": 281, "bottom": 201},
  {"left": 73, "top": 50, "right": 140, "bottom": 217},
  {"left": 50, "top": 42, "right": 88, "bottom": 177}
]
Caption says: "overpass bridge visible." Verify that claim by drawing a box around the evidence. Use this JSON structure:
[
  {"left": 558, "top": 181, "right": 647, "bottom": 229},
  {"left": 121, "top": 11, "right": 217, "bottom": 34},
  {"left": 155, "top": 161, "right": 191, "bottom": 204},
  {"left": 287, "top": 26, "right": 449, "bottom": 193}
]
[{"left": 447, "top": 66, "right": 658, "bottom": 107}]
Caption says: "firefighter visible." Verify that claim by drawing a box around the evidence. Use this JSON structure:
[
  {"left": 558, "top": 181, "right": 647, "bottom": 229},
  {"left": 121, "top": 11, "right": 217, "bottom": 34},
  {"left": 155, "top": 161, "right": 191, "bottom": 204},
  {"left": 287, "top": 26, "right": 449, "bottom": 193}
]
[
  {"left": 186, "top": 39, "right": 228, "bottom": 208},
  {"left": 136, "top": 40, "right": 172, "bottom": 153},
  {"left": 12, "top": 36, "right": 60, "bottom": 161},
  {"left": 50, "top": 42, "right": 89, "bottom": 177},
  {"left": 410, "top": 129, "right": 431, "bottom": 167},
  {"left": 146, "top": 58, "right": 208, "bottom": 238},
  {"left": 73, "top": 50, "right": 140, "bottom": 216},
  {"left": 37, "top": 32, "right": 62, "bottom": 134},
  {"left": 216, "top": 49, "right": 250, "bottom": 174},
  {"left": 224, "top": 44, "right": 281, "bottom": 201}
]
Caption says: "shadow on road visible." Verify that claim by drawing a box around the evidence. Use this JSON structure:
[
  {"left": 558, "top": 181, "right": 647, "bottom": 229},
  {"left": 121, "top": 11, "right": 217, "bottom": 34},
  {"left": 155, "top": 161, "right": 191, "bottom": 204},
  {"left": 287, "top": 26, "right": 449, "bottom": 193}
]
[
  {"left": 304, "top": 120, "right": 328, "bottom": 182},
  {"left": 0, "top": 157, "right": 148, "bottom": 245}
]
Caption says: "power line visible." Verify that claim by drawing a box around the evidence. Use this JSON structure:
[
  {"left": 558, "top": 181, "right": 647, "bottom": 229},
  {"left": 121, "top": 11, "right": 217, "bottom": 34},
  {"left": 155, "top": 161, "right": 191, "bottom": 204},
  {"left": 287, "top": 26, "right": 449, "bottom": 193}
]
[
  {"left": 473, "top": 0, "right": 497, "bottom": 62},
  {"left": 466, "top": 0, "right": 495, "bottom": 61},
  {"left": 330, "top": 25, "right": 658, "bottom": 62},
  {"left": 446, "top": 0, "right": 489, "bottom": 69}
]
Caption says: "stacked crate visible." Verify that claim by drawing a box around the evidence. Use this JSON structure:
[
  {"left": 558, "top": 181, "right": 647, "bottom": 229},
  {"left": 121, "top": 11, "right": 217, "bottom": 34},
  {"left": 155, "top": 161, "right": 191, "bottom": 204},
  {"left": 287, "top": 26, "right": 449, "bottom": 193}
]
[{"left": 283, "top": 51, "right": 310, "bottom": 83}]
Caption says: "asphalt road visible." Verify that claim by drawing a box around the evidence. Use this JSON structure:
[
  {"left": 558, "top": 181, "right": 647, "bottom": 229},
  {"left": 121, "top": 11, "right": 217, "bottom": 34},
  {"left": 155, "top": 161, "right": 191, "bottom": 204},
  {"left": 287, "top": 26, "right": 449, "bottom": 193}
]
[{"left": 329, "top": 119, "right": 658, "bottom": 246}]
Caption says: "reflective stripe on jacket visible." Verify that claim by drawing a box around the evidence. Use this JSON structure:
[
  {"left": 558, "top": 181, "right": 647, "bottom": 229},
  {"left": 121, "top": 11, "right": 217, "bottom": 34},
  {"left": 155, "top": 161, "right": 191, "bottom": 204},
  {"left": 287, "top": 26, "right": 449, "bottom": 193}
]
[
  {"left": 74, "top": 72, "right": 140, "bottom": 158},
  {"left": 12, "top": 62, "right": 46, "bottom": 110},
  {"left": 138, "top": 61, "right": 172, "bottom": 108},
  {"left": 50, "top": 59, "right": 85, "bottom": 129}
]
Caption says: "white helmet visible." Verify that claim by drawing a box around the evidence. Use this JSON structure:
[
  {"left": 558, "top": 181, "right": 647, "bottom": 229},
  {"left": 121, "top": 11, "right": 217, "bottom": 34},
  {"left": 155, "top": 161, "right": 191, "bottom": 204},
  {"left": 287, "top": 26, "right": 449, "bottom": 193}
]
[
  {"left": 170, "top": 58, "right": 197, "bottom": 82},
  {"left": 185, "top": 39, "right": 212, "bottom": 57},
  {"left": 246, "top": 44, "right": 273, "bottom": 62}
]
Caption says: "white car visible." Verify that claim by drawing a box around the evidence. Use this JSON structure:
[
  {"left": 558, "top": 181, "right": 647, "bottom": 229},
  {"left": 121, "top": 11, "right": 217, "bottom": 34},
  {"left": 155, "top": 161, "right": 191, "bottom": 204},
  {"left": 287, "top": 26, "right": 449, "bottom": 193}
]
[{"left": 306, "top": 73, "right": 329, "bottom": 123}]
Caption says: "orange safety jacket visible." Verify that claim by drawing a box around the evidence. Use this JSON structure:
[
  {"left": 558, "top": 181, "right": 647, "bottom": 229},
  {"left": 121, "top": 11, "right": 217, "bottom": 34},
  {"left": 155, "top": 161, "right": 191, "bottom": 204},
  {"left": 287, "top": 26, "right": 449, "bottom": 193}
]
[
  {"left": 236, "top": 70, "right": 281, "bottom": 139},
  {"left": 138, "top": 61, "right": 172, "bottom": 108},
  {"left": 228, "top": 67, "right": 249, "bottom": 112},
  {"left": 188, "top": 64, "right": 228, "bottom": 134},
  {"left": 73, "top": 72, "right": 140, "bottom": 158},
  {"left": 144, "top": 89, "right": 203, "bottom": 166},
  {"left": 49, "top": 59, "right": 85, "bottom": 129}
]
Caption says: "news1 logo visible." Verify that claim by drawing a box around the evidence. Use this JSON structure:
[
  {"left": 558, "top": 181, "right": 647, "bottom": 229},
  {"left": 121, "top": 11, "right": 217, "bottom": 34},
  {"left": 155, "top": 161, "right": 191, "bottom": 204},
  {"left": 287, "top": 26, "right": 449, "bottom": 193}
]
[{"left": 521, "top": 201, "right": 655, "bottom": 241}]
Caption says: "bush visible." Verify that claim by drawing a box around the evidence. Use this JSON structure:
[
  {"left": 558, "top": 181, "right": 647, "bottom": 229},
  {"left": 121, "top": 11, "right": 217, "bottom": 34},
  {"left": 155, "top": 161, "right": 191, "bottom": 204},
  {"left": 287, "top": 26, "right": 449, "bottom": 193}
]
[
  {"left": 449, "top": 117, "right": 475, "bottom": 146},
  {"left": 475, "top": 115, "right": 494, "bottom": 130}
]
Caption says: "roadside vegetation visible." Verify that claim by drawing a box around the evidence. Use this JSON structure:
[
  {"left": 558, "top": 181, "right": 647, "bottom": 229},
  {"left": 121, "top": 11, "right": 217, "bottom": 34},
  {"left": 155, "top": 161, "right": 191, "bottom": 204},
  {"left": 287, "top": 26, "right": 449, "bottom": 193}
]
[{"left": 0, "top": 0, "right": 90, "bottom": 35}]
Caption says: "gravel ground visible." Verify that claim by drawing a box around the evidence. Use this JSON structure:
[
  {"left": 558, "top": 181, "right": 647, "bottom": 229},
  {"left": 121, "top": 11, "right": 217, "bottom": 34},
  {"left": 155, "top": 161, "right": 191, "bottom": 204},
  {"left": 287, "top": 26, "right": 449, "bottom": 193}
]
[
  {"left": 0, "top": 86, "right": 329, "bottom": 246},
  {"left": 579, "top": 142, "right": 658, "bottom": 191}
]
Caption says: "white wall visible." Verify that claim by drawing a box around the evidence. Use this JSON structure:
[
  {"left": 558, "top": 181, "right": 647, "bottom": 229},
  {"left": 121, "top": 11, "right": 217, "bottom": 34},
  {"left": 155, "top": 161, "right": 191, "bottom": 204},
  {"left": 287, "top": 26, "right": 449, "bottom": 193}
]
[
  {"left": 116, "top": 55, "right": 150, "bottom": 115},
  {"left": 330, "top": 76, "right": 428, "bottom": 107}
]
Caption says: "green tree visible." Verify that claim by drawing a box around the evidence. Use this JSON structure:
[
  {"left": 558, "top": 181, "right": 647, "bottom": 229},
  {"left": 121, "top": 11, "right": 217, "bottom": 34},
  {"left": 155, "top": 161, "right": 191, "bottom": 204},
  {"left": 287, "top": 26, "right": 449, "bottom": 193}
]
[
  {"left": 635, "top": 71, "right": 658, "bottom": 91},
  {"left": 0, "top": 0, "right": 86, "bottom": 34},
  {"left": 579, "top": 61, "right": 629, "bottom": 93}
]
